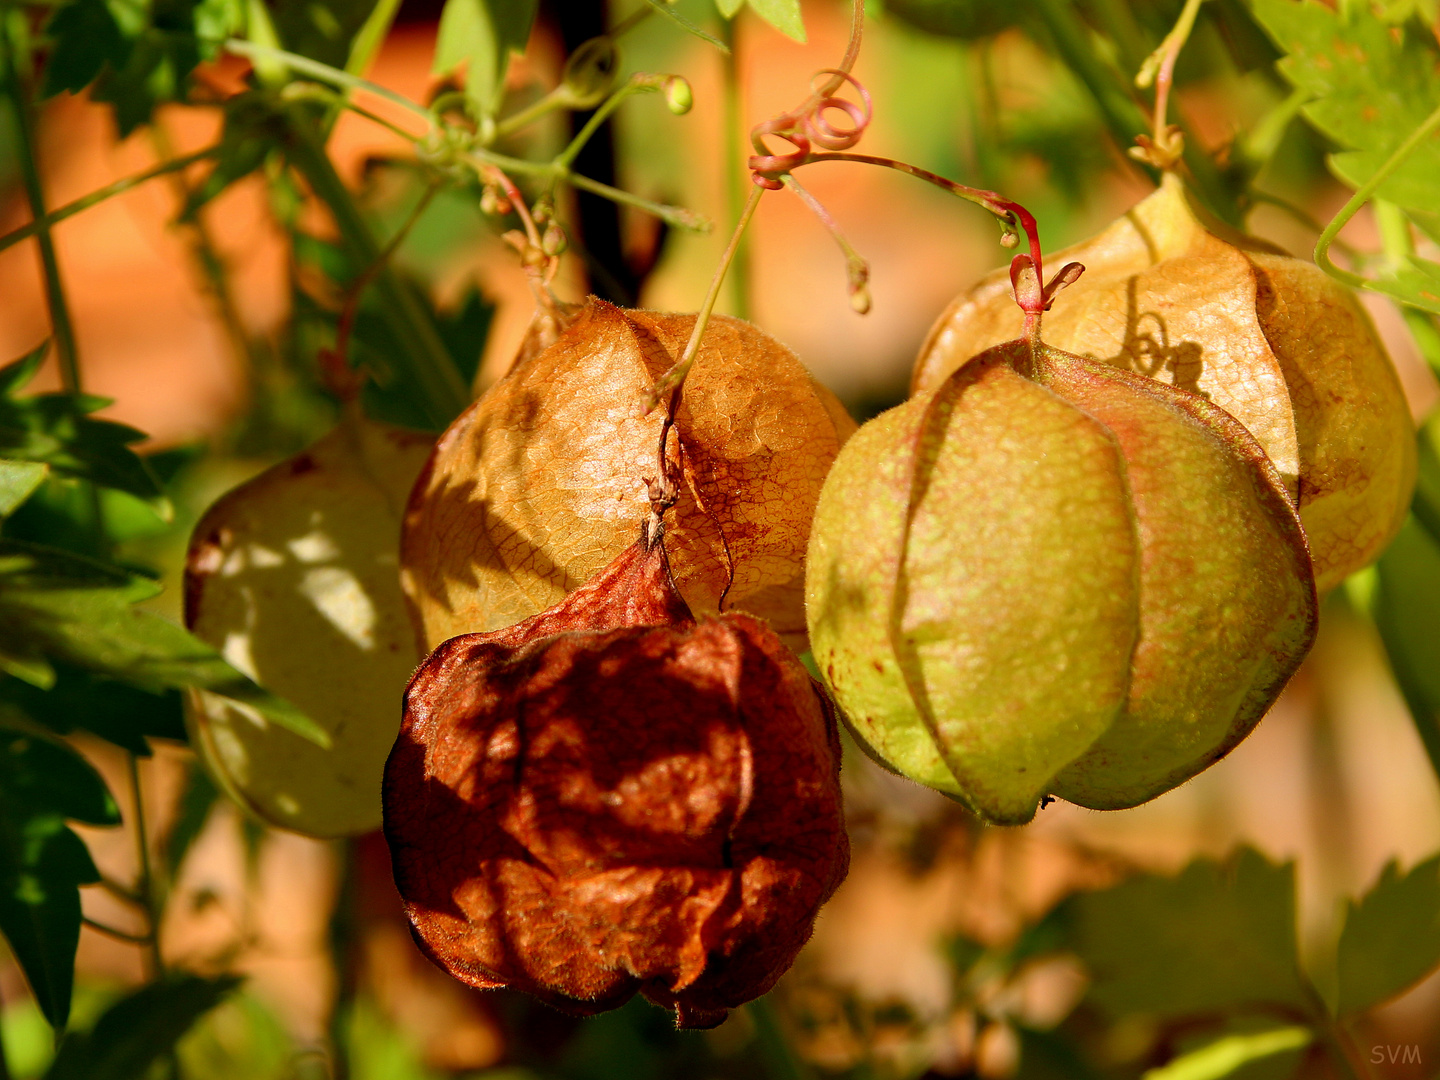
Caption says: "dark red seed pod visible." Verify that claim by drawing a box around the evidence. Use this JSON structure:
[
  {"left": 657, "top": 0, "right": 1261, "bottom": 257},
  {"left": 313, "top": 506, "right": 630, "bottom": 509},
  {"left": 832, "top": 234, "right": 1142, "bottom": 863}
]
[{"left": 382, "top": 533, "right": 849, "bottom": 1029}]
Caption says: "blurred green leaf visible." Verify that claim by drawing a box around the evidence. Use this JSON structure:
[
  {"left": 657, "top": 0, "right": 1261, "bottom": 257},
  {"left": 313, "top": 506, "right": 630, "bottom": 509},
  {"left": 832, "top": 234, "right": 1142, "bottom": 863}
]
[
  {"left": 0, "top": 720, "right": 119, "bottom": 1031},
  {"left": 0, "top": 665, "right": 186, "bottom": 756},
  {"left": 1142, "top": 1026, "right": 1312, "bottom": 1080},
  {"left": 0, "top": 460, "right": 47, "bottom": 517},
  {"left": 1071, "top": 848, "right": 1311, "bottom": 1018},
  {"left": 40, "top": 0, "right": 131, "bottom": 97},
  {"left": 43, "top": 974, "right": 242, "bottom": 1080},
  {"left": 1252, "top": 0, "right": 1440, "bottom": 217},
  {"left": 1360, "top": 253, "right": 1440, "bottom": 316},
  {"left": 432, "top": 0, "right": 538, "bottom": 119},
  {"left": 884, "top": 0, "right": 1015, "bottom": 39},
  {"left": 745, "top": 0, "right": 807, "bottom": 41},
  {"left": 1335, "top": 855, "right": 1440, "bottom": 1017},
  {"left": 0, "top": 346, "right": 166, "bottom": 512},
  {"left": 1373, "top": 511, "right": 1440, "bottom": 781},
  {"left": 0, "top": 540, "right": 328, "bottom": 747}
]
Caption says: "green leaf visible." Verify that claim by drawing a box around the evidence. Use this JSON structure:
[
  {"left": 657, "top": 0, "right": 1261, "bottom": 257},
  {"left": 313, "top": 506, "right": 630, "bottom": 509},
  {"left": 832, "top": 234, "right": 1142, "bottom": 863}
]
[
  {"left": 1, "top": 665, "right": 186, "bottom": 756},
  {"left": 0, "top": 348, "right": 166, "bottom": 511},
  {"left": 1373, "top": 493, "right": 1440, "bottom": 781},
  {"left": 746, "top": 0, "right": 806, "bottom": 41},
  {"left": 1251, "top": 0, "right": 1440, "bottom": 218},
  {"left": 0, "top": 540, "right": 329, "bottom": 748},
  {"left": 0, "top": 460, "right": 47, "bottom": 517},
  {"left": 87, "top": 0, "right": 211, "bottom": 136},
  {"left": 40, "top": 0, "right": 131, "bottom": 97},
  {"left": 44, "top": 974, "right": 242, "bottom": 1080},
  {"left": 1071, "top": 848, "right": 1311, "bottom": 1018},
  {"left": 432, "top": 0, "right": 538, "bottom": 119},
  {"left": 0, "top": 722, "right": 119, "bottom": 1031},
  {"left": 1143, "top": 1026, "right": 1313, "bottom": 1080},
  {"left": 1335, "top": 855, "right": 1440, "bottom": 1016},
  {"left": 716, "top": 0, "right": 744, "bottom": 18},
  {"left": 1363, "top": 254, "right": 1440, "bottom": 316}
]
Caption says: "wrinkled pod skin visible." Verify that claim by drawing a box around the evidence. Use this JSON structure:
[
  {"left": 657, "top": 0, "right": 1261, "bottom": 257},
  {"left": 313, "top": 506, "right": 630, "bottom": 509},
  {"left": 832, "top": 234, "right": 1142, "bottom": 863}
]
[
  {"left": 384, "top": 529, "right": 850, "bottom": 1029},
  {"left": 185, "top": 415, "right": 432, "bottom": 838},
  {"left": 807, "top": 339, "right": 1319, "bottom": 825},
  {"left": 912, "top": 174, "right": 1415, "bottom": 593},
  {"left": 401, "top": 298, "right": 857, "bottom": 654}
]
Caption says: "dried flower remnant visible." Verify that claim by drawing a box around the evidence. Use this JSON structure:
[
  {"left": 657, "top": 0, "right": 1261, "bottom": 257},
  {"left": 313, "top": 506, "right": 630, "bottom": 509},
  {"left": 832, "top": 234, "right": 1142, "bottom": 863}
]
[
  {"left": 401, "top": 298, "right": 855, "bottom": 653},
  {"left": 384, "top": 527, "right": 849, "bottom": 1029},
  {"left": 912, "top": 174, "right": 1415, "bottom": 593}
]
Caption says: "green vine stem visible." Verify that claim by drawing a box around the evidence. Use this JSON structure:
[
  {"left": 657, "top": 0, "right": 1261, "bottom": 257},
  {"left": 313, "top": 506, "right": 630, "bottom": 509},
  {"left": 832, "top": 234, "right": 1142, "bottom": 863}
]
[
  {"left": 2, "top": 12, "right": 81, "bottom": 391},
  {"left": 722, "top": 16, "right": 751, "bottom": 321},
  {"left": 649, "top": 183, "right": 763, "bottom": 408},
  {"left": 282, "top": 117, "right": 469, "bottom": 428},
  {"left": 127, "top": 754, "right": 166, "bottom": 981},
  {"left": 0, "top": 147, "right": 220, "bottom": 256},
  {"left": 1315, "top": 100, "right": 1440, "bottom": 292},
  {"left": 227, "top": 38, "right": 435, "bottom": 131},
  {"left": 1027, "top": 0, "right": 1238, "bottom": 224}
]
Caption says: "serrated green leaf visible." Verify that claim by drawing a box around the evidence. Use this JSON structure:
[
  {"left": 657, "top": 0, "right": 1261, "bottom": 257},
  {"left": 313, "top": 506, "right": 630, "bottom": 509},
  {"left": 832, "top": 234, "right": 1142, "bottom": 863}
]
[
  {"left": 0, "top": 540, "right": 329, "bottom": 748},
  {"left": 1251, "top": 0, "right": 1440, "bottom": 217},
  {"left": 747, "top": 0, "right": 806, "bottom": 41},
  {"left": 1364, "top": 254, "right": 1440, "bottom": 315},
  {"left": 0, "top": 725, "right": 118, "bottom": 1032},
  {"left": 40, "top": 0, "right": 131, "bottom": 97},
  {"left": 1143, "top": 1027, "right": 1312, "bottom": 1080},
  {"left": 645, "top": 0, "right": 729, "bottom": 51},
  {"left": 0, "top": 349, "right": 165, "bottom": 510},
  {"left": 44, "top": 974, "right": 242, "bottom": 1079},
  {"left": 87, "top": 0, "right": 209, "bottom": 136},
  {"left": 0, "top": 460, "right": 47, "bottom": 517},
  {"left": 1071, "top": 848, "right": 1311, "bottom": 1018},
  {"left": 1335, "top": 855, "right": 1440, "bottom": 1016},
  {"left": 432, "top": 0, "right": 537, "bottom": 119}
]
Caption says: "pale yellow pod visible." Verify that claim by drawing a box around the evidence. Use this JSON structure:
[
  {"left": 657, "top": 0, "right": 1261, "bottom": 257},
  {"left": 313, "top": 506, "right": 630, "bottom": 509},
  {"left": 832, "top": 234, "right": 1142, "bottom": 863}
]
[{"left": 185, "top": 415, "right": 432, "bottom": 838}]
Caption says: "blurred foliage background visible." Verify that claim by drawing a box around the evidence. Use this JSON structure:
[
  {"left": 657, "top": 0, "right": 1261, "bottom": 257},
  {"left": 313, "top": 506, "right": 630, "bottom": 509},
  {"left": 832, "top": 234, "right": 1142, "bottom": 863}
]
[{"left": 3, "top": 0, "right": 1440, "bottom": 1077}]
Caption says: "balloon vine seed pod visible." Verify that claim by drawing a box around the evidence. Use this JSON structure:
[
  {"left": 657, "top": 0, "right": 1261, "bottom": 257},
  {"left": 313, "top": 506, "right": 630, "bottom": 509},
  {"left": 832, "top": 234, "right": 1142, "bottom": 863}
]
[
  {"left": 808, "top": 323, "right": 1319, "bottom": 825},
  {"left": 385, "top": 462, "right": 849, "bottom": 1028}
]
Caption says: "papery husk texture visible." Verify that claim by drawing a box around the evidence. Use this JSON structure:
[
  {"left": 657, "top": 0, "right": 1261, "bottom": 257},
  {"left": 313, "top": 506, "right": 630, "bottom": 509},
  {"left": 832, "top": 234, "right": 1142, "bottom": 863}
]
[
  {"left": 385, "top": 536, "right": 849, "bottom": 1029},
  {"left": 808, "top": 339, "right": 1318, "bottom": 825},
  {"left": 911, "top": 174, "right": 1415, "bottom": 593},
  {"left": 401, "top": 298, "right": 856, "bottom": 653}
]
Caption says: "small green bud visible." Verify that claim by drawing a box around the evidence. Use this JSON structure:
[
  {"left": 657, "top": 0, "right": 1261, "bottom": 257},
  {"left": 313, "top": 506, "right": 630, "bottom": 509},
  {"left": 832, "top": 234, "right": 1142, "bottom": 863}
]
[
  {"left": 663, "top": 76, "right": 693, "bottom": 115},
  {"left": 542, "top": 224, "right": 568, "bottom": 257}
]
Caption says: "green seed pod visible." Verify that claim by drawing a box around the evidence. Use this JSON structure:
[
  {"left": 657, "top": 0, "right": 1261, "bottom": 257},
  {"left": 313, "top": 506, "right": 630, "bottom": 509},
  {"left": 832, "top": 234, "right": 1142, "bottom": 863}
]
[{"left": 806, "top": 339, "right": 1318, "bottom": 825}]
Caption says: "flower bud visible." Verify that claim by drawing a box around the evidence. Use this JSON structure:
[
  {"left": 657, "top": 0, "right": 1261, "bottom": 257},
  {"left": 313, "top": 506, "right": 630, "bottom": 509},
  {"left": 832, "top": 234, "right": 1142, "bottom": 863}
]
[{"left": 663, "top": 75, "right": 693, "bottom": 115}]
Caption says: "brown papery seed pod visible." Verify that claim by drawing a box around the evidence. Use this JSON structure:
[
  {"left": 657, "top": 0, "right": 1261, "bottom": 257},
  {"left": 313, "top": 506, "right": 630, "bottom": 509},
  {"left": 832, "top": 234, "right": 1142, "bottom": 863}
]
[
  {"left": 401, "top": 298, "right": 856, "bottom": 653},
  {"left": 383, "top": 529, "right": 850, "bottom": 1029},
  {"left": 911, "top": 174, "right": 1415, "bottom": 593}
]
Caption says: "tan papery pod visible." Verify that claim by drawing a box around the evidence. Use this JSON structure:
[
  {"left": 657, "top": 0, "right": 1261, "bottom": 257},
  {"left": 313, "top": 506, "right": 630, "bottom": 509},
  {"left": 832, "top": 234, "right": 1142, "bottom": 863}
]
[
  {"left": 911, "top": 174, "right": 1415, "bottom": 592},
  {"left": 401, "top": 298, "right": 856, "bottom": 652}
]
